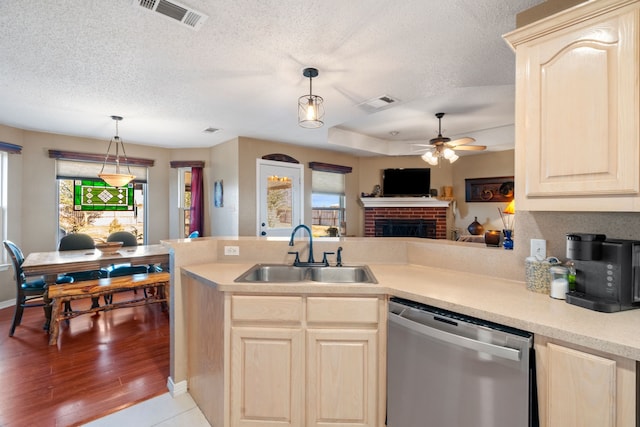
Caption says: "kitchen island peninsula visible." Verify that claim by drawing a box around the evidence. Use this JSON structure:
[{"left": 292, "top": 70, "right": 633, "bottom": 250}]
[{"left": 165, "top": 236, "right": 639, "bottom": 427}]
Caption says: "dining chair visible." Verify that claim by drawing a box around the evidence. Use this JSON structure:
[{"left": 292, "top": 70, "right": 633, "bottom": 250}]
[
  {"left": 3, "top": 240, "right": 72, "bottom": 336},
  {"left": 105, "top": 231, "right": 150, "bottom": 303},
  {"left": 105, "top": 231, "right": 148, "bottom": 276},
  {"left": 106, "top": 230, "right": 140, "bottom": 272},
  {"left": 106, "top": 231, "right": 138, "bottom": 247},
  {"left": 58, "top": 233, "right": 107, "bottom": 308},
  {"left": 58, "top": 233, "right": 108, "bottom": 282}
]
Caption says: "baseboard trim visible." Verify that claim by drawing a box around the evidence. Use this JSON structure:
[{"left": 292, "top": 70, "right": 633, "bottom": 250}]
[
  {"left": 0, "top": 299, "right": 16, "bottom": 310},
  {"left": 167, "top": 376, "right": 187, "bottom": 397}
]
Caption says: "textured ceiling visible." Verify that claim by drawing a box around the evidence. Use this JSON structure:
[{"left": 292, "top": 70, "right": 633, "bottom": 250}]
[{"left": 0, "top": 0, "right": 542, "bottom": 156}]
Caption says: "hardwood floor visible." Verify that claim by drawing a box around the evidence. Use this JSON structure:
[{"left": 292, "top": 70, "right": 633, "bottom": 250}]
[{"left": 0, "top": 291, "right": 170, "bottom": 427}]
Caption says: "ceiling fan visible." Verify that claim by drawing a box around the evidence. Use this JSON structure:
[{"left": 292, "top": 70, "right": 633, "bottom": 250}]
[{"left": 414, "top": 112, "right": 487, "bottom": 165}]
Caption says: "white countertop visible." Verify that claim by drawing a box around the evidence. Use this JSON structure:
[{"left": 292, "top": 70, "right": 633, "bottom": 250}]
[{"left": 181, "top": 262, "right": 640, "bottom": 361}]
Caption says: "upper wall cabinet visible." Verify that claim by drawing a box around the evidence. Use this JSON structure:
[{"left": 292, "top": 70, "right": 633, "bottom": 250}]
[{"left": 504, "top": 0, "right": 640, "bottom": 211}]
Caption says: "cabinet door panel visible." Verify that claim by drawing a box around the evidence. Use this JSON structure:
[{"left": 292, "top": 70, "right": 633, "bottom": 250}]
[
  {"left": 307, "top": 329, "right": 377, "bottom": 427},
  {"left": 506, "top": 2, "right": 640, "bottom": 211},
  {"left": 547, "top": 343, "right": 616, "bottom": 427},
  {"left": 525, "top": 12, "right": 638, "bottom": 198},
  {"left": 230, "top": 327, "right": 303, "bottom": 426}
]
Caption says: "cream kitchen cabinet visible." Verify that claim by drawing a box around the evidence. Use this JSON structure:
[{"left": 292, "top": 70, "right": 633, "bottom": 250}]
[
  {"left": 230, "top": 295, "right": 305, "bottom": 426},
  {"left": 504, "top": 0, "right": 640, "bottom": 211},
  {"left": 534, "top": 336, "right": 637, "bottom": 427},
  {"left": 228, "top": 294, "right": 385, "bottom": 427}
]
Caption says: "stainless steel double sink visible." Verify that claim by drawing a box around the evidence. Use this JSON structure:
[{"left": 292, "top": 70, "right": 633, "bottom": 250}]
[{"left": 234, "top": 263, "right": 377, "bottom": 284}]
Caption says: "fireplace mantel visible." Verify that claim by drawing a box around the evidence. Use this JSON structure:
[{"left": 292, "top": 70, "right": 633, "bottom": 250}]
[{"left": 359, "top": 197, "right": 451, "bottom": 208}]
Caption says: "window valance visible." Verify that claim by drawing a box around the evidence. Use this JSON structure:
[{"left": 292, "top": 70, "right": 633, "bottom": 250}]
[
  {"left": 49, "top": 149, "right": 153, "bottom": 183},
  {"left": 48, "top": 149, "right": 155, "bottom": 167},
  {"left": 308, "top": 161, "right": 352, "bottom": 174},
  {"left": 170, "top": 160, "right": 205, "bottom": 168},
  {"left": 0, "top": 141, "right": 22, "bottom": 154}
]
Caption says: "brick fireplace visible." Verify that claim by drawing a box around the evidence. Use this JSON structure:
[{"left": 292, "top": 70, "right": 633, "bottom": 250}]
[{"left": 360, "top": 197, "right": 449, "bottom": 239}]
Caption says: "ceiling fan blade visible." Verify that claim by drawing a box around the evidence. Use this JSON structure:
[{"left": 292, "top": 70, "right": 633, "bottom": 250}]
[
  {"left": 411, "top": 146, "right": 432, "bottom": 153},
  {"left": 453, "top": 145, "right": 487, "bottom": 151},
  {"left": 447, "top": 137, "right": 476, "bottom": 147}
]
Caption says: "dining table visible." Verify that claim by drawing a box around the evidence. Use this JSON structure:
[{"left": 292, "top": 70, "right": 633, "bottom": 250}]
[{"left": 21, "top": 243, "right": 171, "bottom": 337}]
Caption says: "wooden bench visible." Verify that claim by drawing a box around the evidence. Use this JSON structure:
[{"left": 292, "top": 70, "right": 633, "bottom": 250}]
[{"left": 47, "top": 272, "right": 170, "bottom": 345}]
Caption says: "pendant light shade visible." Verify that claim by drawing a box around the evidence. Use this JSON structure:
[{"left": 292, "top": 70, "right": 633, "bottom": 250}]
[
  {"left": 98, "top": 116, "right": 135, "bottom": 187},
  {"left": 298, "top": 67, "right": 324, "bottom": 128}
]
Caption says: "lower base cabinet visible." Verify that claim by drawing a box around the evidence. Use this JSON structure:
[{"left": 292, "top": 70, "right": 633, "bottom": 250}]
[
  {"left": 230, "top": 326, "right": 304, "bottom": 426},
  {"left": 535, "top": 336, "right": 637, "bottom": 427},
  {"left": 229, "top": 294, "right": 385, "bottom": 427},
  {"left": 306, "top": 329, "right": 378, "bottom": 426}
]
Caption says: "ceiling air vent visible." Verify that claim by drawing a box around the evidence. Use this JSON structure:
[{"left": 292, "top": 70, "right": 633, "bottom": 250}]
[
  {"left": 134, "top": 0, "right": 208, "bottom": 30},
  {"left": 358, "top": 95, "right": 399, "bottom": 112}
]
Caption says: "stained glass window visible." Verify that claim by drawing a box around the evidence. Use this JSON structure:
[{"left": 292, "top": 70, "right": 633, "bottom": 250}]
[{"left": 73, "top": 179, "right": 134, "bottom": 211}]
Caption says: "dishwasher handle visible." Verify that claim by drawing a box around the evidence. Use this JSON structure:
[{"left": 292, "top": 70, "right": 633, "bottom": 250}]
[{"left": 389, "top": 312, "right": 522, "bottom": 362}]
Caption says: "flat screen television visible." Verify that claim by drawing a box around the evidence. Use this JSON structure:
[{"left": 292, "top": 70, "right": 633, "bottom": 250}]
[{"left": 382, "top": 168, "right": 431, "bottom": 197}]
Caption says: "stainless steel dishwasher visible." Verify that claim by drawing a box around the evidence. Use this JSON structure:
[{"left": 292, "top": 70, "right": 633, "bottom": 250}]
[{"left": 387, "top": 297, "right": 536, "bottom": 427}]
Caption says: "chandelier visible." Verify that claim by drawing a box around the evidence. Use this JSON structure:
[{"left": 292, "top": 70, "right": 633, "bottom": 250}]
[
  {"left": 421, "top": 146, "right": 459, "bottom": 166},
  {"left": 298, "top": 67, "right": 324, "bottom": 128},
  {"left": 98, "top": 116, "right": 135, "bottom": 187}
]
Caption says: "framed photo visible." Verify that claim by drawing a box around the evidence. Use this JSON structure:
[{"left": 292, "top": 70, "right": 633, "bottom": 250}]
[
  {"left": 214, "top": 180, "right": 223, "bottom": 207},
  {"left": 465, "top": 176, "right": 514, "bottom": 202}
]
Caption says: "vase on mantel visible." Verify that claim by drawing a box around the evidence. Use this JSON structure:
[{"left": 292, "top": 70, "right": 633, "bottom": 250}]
[
  {"left": 467, "top": 217, "right": 484, "bottom": 236},
  {"left": 503, "top": 229, "right": 514, "bottom": 250}
]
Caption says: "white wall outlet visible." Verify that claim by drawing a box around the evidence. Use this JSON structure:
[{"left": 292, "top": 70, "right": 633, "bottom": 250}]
[
  {"left": 530, "top": 239, "right": 546, "bottom": 259},
  {"left": 224, "top": 246, "right": 240, "bottom": 256}
]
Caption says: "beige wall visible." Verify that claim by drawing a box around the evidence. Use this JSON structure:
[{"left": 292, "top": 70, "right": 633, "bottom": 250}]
[
  {"left": 210, "top": 138, "right": 240, "bottom": 236},
  {"left": 358, "top": 155, "right": 454, "bottom": 235},
  {"left": 452, "top": 150, "right": 515, "bottom": 235},
  {"left": 167, "top": 148, "right": 213, "bottom": 238},
  {"left": 0, "top": 124, "right": 172, "bottom": 303},
  {"left": 236, "top": 137, "right": 361, "bottom": 237},
  {"left": 358, "top": 155, "right": 454, "bottom": 196},
  {"left": 3, "top": 119, "right": 634, "bottom": 306}
]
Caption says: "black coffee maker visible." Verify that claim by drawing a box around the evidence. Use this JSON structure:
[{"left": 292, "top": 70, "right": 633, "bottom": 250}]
[{"left": 565, "top": 233, "right": 640, "bottom": 312}]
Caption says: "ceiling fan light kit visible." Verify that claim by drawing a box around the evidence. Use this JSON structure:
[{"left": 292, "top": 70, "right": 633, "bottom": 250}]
[
  {"left": 298, "top": 67, "right": 324, "bottom": 128},
  {"left": 98, "top": 115, "right": 136, "bottom": 187},
  {"left": 419, "top": 112, "right": 486, "bottom": 165}
]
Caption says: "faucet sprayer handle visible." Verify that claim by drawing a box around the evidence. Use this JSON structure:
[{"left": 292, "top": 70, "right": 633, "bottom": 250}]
[
  {"left": 287, "top": 251, "right": 300, "bottom": 265},
  {"left": 321, "top": 251, "right": 335, "bottom": 266},
  {"left": 336, "top": 246, "right": 343, "bottom": 267}
]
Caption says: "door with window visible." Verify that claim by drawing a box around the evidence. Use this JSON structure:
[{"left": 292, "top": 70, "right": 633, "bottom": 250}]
[{"left": 257, "top": 159, "right": 303, "bottom": 237}]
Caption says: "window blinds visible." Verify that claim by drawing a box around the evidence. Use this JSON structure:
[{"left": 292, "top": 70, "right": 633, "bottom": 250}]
[
  {"left": 56, "top": 160, "right": 148, "bottom": 183},
  {"left": 312, "top": 170, "right": 345, "bottom": 195}
]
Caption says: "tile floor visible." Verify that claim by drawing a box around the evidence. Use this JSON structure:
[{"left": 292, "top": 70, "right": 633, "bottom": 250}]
[{"left": 83, "top": 393, "right": 211, "bottom": 427}]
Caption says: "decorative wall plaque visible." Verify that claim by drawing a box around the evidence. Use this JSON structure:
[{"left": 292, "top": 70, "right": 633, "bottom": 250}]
[{"left": 465, "top": 176, "right": 514, "bottom": 202}]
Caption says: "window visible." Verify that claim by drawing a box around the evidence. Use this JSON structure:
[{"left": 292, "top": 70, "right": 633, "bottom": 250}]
[
  {"left": 56, "top": 159, "right": 148, "bottom": 244},
  {"left": 0, "top": 151, "right": 6, "bottom": 263},
  {"left": 58, "top": 179, "right": 146, "bottom": 244},
  {"left": 178, "top": 167, "right": 192, "bottom": 238},
  {"left": 311, "top": 170, "right": 345, "bottom": 236}
]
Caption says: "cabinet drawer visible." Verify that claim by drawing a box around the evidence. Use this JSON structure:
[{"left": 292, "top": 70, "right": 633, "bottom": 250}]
[
  {"left": 307, "top": 297, "right": 379, "bottom": 325},
  {"left": 231, "top": 295, "right": 303, "bottom": 323}
]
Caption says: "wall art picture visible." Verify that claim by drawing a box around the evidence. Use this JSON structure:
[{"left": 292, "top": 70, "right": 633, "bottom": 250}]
[
  {"left": 214, "top": 180, "right": 223, "bottom": 207},
  {"left": 465, "top": 176, "right": 514, "bottom": 202}
]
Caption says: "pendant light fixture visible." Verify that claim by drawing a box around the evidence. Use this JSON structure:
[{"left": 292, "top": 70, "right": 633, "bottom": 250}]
[
  {"left": 98, "top": 115, "right": 135, "bottom": 187},
  {"left": 298, "top": 67, "right": 324, "bottom": 128}
]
